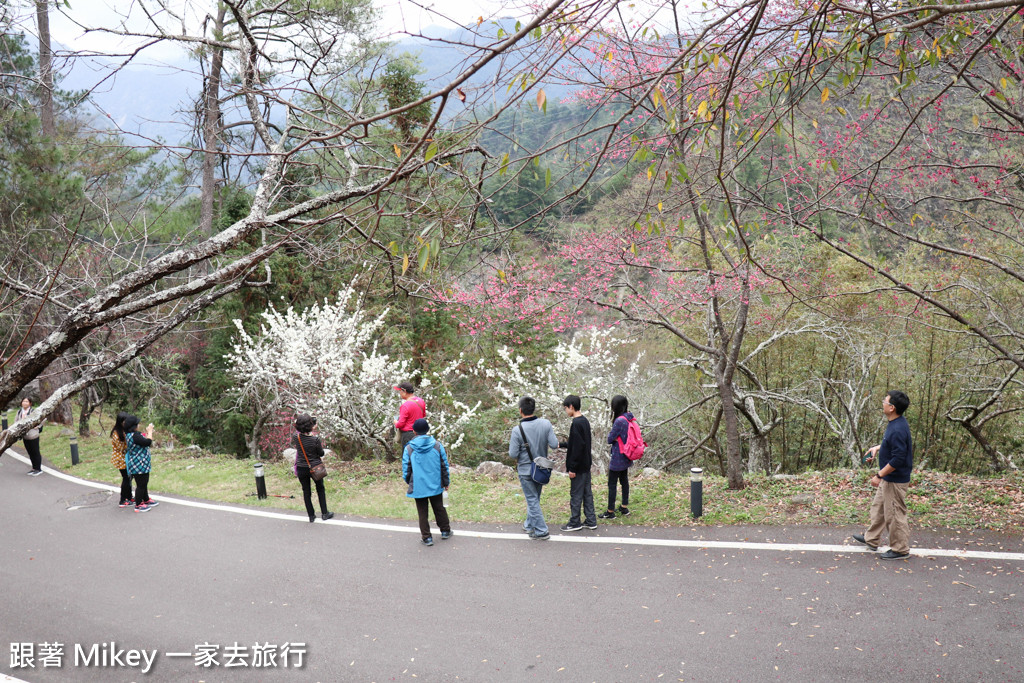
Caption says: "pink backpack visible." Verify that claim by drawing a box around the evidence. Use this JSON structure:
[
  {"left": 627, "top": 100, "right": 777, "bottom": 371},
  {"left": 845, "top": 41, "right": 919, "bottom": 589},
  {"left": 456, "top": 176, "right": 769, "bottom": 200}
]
[{"left": 617, "top": 417, "right": 646, "bottom": 461}]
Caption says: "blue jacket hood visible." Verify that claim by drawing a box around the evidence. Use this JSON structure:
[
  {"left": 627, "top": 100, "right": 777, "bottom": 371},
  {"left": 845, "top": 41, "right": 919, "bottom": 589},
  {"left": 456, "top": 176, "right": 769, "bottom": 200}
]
[{"left": 407, "top": 434, "right": 437, "bottom": 453}]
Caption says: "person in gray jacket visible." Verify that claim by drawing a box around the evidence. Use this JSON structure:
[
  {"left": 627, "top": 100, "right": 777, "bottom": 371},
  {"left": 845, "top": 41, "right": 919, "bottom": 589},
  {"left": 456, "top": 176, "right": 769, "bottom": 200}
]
[{"left": 508, "top": 396, "right": 558, "bottom": 540}]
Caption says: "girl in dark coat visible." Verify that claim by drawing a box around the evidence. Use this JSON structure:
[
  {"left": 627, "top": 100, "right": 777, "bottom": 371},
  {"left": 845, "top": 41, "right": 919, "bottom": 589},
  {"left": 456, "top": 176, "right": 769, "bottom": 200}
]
[{"left": 599, "top": 394, "right": 634, "bottom": 519}]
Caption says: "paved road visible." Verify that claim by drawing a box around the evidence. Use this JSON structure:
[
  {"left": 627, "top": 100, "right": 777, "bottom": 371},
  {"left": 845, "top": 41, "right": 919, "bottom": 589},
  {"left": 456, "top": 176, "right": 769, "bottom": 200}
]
[{"left": 1, "top": 449, "right": 1022, "bottom": 682}]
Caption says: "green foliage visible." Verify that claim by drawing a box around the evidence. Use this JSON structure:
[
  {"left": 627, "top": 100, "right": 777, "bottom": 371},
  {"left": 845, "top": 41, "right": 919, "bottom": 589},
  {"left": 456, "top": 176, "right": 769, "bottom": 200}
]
[
  {"left": 34, "top": 422, "right": 1024, "bottom": 532},
  {"left": 379, "top": 55, "right": 433, "bottom": 141},
  {"left": 444, "top": 406, "right": 517, "bottom": 468},
  {"left": 0, "top": 33, "right": 84, "bottom": 230},
  {"left": 486, "top": 159, "right": 555, "bottom": 236}
]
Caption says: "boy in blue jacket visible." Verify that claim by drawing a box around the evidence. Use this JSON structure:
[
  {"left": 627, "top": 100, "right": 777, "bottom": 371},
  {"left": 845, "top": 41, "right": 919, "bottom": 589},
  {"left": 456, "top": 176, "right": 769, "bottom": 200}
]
[{"left": 403, "top": 419, "right": 452, "bottom": 546}]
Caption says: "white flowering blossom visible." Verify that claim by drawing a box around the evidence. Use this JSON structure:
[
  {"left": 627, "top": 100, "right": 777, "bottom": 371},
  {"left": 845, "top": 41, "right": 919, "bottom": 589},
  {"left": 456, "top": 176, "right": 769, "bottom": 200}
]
[
  {"left": 472, "top": 328, "right": 641, "bottom": 415},
  {"left": 472, "top": 329, "right": 667, "bottom": 469},
  {"left": 225, "top": 286, "right": 478, "bottom": 457}
]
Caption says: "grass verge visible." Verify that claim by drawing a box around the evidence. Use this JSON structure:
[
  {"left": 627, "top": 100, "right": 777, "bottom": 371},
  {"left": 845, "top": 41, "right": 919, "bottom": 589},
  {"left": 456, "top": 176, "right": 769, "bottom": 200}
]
[{"left": 37, "top": 429, "right": 1024, "bottom": 532}]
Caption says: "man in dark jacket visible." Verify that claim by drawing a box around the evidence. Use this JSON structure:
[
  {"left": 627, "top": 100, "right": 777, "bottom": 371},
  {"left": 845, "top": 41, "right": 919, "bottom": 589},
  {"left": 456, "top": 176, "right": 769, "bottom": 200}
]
[
  {"left": 852, "top": 390, "right": 914, "bottom": 560},
  {"left": 558, "top": 395, "right": 596, "bottom": 531}
]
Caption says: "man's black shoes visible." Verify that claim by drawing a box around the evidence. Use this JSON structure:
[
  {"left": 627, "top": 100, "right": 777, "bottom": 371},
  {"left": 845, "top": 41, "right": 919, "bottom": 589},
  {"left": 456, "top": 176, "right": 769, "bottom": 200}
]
[
  {"left": 851, "top": 534, "right": 878, "bottom": 551},
  {"left": 879, "top": 549, "right": 910, "bottom": 560}
]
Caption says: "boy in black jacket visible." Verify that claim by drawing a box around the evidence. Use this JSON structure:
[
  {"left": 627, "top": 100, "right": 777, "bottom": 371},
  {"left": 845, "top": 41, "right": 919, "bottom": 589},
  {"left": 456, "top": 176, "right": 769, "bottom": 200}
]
[{"left": 559, "top": 395, "right": 596, "bottom": 531}]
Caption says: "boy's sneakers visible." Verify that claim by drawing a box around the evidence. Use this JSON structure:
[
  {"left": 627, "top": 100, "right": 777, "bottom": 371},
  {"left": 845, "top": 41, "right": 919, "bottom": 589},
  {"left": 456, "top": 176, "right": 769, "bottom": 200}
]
[
  {"left": 598, "top": 510, "right": 615, "bottom": 520},
  {"left": 422, "top": 536, "right": 434, "bottom": 546},
  {"left": 617, "top": 505, "right": 631, "bottom": 516},
  {"left": 441, "top": 530, "right": 453, "bottom": 540},
  {"left": 134, "top": 504, "right": 151, "bottom": 513},
  {"left": 530, "top": 531, "right": 550, "bottom": 540},
  {"left": 27, "top": 469, "right": 43, "bottom": 476},
  {"left": 584, "top": 520, "right": 598, "bottom": 529},
  {"left": 560, "top": 522, "right": 584, "bottom": 532}
]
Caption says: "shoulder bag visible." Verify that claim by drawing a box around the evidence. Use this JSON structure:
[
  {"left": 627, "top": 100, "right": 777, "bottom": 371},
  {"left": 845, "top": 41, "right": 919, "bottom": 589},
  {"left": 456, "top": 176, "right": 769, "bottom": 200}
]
[{"left": 518, "top": 423, "right": 553, "bottom": 485}]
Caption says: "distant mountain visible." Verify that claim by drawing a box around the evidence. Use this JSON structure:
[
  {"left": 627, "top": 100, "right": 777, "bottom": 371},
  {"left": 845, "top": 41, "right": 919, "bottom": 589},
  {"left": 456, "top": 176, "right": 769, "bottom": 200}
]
[
  {"left": 62, "top": 50, "right": 200, "bottom": 146},
  {"left": 394, "top": 19, "right": 578, "bottom": 106},
  {"left": 60, "top": 19, "right": 579, "bottom": 144}
]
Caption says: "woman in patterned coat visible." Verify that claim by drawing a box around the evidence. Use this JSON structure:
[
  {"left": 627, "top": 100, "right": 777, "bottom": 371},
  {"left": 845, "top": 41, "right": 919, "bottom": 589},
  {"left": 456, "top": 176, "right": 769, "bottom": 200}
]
[{"left": 110, "top": 412, "right": 134, "bottom": 507}]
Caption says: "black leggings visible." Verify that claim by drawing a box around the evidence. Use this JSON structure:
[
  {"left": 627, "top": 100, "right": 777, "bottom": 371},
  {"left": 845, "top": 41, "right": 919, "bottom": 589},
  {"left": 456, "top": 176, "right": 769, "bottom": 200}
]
[
  {"left": 118, "top": 469, "right": 134, "bottom": 503},
  {"left": 414, "top": 494, "right": 451, "bottom": 539},
  {"left": 24, "top": 437, "right": 42, "bottom": 471},
  {"left": 133, "top": 473, "right": 150, "bottom": 506},
  {"left": 607, "top": 469, "right": 629, "bottom": 510},
  {"left": 297, "top": 468, "right": 329, "bottom": 519}
]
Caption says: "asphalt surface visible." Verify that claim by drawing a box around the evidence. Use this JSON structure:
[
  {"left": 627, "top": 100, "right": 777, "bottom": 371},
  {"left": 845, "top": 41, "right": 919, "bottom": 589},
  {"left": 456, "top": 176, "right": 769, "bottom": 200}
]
[{"left": 1, "top": 448, "right": 1022, "bottom": 683}]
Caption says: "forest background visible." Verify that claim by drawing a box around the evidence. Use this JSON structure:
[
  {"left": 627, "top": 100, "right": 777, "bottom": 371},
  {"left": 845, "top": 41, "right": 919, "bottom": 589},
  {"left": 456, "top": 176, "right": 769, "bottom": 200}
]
[{"left": 2, "top": 0, "right": 1023, "bottom": 493}]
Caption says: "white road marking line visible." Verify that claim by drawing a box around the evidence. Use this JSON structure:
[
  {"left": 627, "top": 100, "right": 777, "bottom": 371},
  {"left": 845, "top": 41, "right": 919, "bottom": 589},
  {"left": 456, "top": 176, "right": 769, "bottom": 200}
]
[{"left": 7, "top": 449, "right": 1024, "bottom": 561}]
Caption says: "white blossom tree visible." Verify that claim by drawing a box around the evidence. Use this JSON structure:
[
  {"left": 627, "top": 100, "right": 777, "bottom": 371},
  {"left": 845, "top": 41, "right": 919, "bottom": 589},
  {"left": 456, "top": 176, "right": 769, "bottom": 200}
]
[
  {"left": 471, "top": 328, "right": 665, "bottom": 470},
  {"left": 226, "top": 285, "right": 478, "bottom": 457}
]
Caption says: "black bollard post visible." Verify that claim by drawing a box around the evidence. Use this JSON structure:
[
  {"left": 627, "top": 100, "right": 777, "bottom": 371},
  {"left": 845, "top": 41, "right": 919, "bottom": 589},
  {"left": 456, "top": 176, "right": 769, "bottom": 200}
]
[
  {"left": 70, "top": 434, "right": 80, "bottom": 466},
  {"left": 690, "top": 467, "right": 703, "bottom": 518},
  {"left": 1, "top": 410, "right": 8, "bottom": 431},
  {"left": 254, "top": 462, "right": 267, "bottom": 500}
]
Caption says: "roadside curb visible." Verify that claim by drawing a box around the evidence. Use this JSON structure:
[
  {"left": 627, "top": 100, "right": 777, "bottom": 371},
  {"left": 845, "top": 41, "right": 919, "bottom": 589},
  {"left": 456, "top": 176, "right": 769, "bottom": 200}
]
[{"left": 5, "top": 447, "right": 1024, "bottom": 562}]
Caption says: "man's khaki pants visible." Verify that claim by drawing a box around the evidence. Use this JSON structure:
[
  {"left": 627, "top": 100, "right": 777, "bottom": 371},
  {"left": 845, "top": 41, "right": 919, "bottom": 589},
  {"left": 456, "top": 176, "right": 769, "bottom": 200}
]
[{"left": 865, "top": 480, "right": 910, "bottom": 554}]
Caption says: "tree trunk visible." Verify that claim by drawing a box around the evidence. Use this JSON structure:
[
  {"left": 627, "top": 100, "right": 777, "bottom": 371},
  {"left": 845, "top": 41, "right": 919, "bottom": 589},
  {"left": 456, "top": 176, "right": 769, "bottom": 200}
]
[
  {"left": 77, "top": 385, "right": 102, "bottom": 436},
  {"left": 30, "top": 0, "right": 73, "bottom": 424},
  {"left": 35, "top": 0, "right": 55, "bottom": 138},
  {"left": 962, "top": 422, "right": 1009, "bottom": 472},
  {"left": 200, "top": 6, "right": 227, "bottom": 238},
  {"left": 245, "top": 405, "right": 276, "bottom": 459},
  {"left": 28, "top": 319, "right": 75, "bottom": 425},
  {"left": 736, "top": 395, "right": 776, "bottom": 475},
  {"left": 716, "top": 376, "right": 745, "bottom": 489},
  {"left": 747, "top": 432, "right": 770, "bottom": 474}
]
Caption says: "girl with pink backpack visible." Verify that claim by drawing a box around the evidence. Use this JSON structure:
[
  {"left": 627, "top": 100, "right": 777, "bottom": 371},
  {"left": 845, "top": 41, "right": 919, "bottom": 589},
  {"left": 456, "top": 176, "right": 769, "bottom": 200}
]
[{"left": 599, "top": 394, "right": 641, "bottom": 519}]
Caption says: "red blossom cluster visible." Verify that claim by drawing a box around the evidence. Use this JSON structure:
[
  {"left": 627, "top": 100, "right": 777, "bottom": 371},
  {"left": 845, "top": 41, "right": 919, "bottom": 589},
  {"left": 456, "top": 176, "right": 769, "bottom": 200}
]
[{"left": 437, "top": 224, "right": 774, "bottom": 342}]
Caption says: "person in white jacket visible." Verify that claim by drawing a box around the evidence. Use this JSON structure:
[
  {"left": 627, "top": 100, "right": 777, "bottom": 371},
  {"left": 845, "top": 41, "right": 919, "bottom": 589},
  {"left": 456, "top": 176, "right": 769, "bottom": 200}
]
[{"left": 16, "top": 397, "right": 44, "bottom": 476}]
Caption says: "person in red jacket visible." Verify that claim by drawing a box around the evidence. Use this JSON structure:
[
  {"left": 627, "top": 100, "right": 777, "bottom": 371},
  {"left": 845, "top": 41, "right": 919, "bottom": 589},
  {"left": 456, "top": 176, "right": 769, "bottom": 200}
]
[{"left": 393, "top": 381, "right": 426, "bottom": 450}]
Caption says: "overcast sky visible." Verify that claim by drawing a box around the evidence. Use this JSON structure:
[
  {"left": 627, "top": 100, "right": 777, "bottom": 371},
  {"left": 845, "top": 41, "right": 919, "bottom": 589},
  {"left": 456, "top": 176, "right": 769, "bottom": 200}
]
[{"left": 44, "top": 0, "right": 515, "bottom": 63}]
